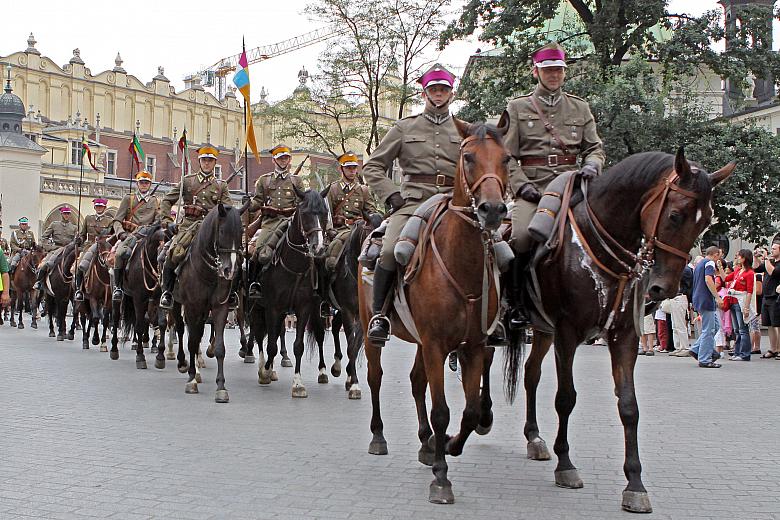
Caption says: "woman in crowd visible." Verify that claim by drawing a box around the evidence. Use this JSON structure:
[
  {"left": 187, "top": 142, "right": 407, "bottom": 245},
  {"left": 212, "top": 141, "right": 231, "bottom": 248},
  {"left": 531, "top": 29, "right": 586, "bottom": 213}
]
[{"left": 722, "top": 249, "right": 757, "bottom": 361}]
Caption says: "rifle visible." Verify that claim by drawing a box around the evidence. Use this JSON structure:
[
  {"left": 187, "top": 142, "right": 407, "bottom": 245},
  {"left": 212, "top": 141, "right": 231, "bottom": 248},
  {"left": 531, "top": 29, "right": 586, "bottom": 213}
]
[{"left": 293, "top": 155, "right": 310, "bottom": 176}]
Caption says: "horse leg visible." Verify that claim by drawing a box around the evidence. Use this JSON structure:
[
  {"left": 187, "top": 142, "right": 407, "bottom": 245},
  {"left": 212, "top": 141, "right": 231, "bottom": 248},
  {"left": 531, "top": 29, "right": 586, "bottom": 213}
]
[
  {"left": 331, "top": 312, "right": 343, "bottom": 378},
  {"left": 258, "top": 312, "right": 278, "bottom": 385},
  {"left": 445, "top": 346, "right": 485, "bottom": 459},
  {"left": 90, "top": 303, "right": 100, "bottom": 346},
  {"left": 291, "top": 312, "right": 308, "bottom": 397},
  {"left": 524, "top": 331, "right": 554, "bottom": 461},
  {"left": 110, "top": 302, "right": 120, "bottom": 360},
  {"left": 345, "top": 318, "right": 363, "bottom": 398},
  {"left": 609, "top": 329, "right": 652, "bottom": 513},
  {"left": 16, "top": 293, "right": 24, "bottom": 329},
  {"left": 551, "top": 329, "right": 583, "bottom": 490},
  {"left": 317, "top": 318, "right": 329, "bottom": 385},
  {"left": 184, "top": 317, "right": 205, "bottom": 394},
  {"left": 424, "top": 344, "right": 454, "bottom": 504},
  {"left": 411, "top": 347, "right": 434, "bottom": 466},
  {"left": 476, "top": 346, "right": 495, "bottom": 435},
  {"left": 280, "top": 319, "right": 292, "bottom": 367},
  {"left": 135, "top": 304, "right": 147, "bottom": 369},
  {"left": 174, "top": 307, "right": 188, "bottom": 374},
  {"left": 31, "top": 292, "right": 39, "bottom": 329},
  {"left": 212, "top": 306, "right": 230, "bottom": 403},
  {"left": 99, "top": 307, "right": 109, "bottom": 351},
  {"left": 366, "top": 339, "right": 387, "bottom": 455}
]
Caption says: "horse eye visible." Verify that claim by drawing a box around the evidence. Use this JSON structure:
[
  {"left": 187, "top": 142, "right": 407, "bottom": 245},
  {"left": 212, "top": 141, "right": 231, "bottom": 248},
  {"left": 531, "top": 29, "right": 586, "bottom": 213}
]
[
  {"left": 502, "top": 155, "right": 511, "bottom": 165},
  {"left": 463, "top": 153, "right": 475, "bottom": 163},
  {"left": 669, "top": 212, "right": 684, "bottom": 226}
]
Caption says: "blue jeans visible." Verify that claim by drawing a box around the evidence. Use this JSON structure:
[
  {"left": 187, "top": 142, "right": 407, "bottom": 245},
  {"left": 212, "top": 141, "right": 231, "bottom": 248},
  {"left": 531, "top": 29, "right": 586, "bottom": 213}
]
[
  {"left": 691, "top": 309, "right": 718, "bottom": 363},
  {"left": 730, "top": 302, "right": 751, "bottom": 360}
]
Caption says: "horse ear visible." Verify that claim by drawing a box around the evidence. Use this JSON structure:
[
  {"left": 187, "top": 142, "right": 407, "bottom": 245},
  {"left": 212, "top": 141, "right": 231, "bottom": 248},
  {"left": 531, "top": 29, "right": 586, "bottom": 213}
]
[
  {"left": 496, "top": 110, "right": 510, "bottom": 137},
  {"left": 453, "top": 118, "right": 470, "bottom": 139},
  {"left": 674, "top": 147, "right": 692, "bottom": 181},
  {"left": 218, "top": 203, "right": 226, "bottom": 217},
  {"left": 710, "top": 161, "right": 736, "bottom": 187},
  {"left": 292, "top": 182, "right": 305, "bottom": 199},
  {"left": 320, "top": 185, "right": 331, "bottom": 199}
]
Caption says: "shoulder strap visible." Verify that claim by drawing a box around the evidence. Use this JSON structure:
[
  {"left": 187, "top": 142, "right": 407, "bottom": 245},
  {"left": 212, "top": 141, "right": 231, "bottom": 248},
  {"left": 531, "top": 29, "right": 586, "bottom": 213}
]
[
  {"left": 192, "top": 177, "right": 214, "bottom": 198},
  {"left": 529, "top": 95, "right": 570, "bottom": 155}
]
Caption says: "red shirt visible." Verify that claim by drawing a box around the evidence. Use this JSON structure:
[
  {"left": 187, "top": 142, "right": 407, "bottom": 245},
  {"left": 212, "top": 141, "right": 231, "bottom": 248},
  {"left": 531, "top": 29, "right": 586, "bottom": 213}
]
[{"left": 725, "top": 267, "right": 755, "bottom": 293}]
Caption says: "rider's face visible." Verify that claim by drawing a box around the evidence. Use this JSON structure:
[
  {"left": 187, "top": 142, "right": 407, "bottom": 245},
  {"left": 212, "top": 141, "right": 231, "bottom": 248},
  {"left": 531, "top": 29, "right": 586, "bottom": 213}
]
[
  {"left": 95, "top": 205, "right": 106, "bottom": 215},
  {"left": 341, "top": 165, "right": 358, "bottom": 182},
  {"left": 422, "top": 85, "right": 454, "bottom": 108},
  {"left": 533, "top": 66, "right": 566, "bottom": 91},
  {"left": 274, "top": 155, "right": 292, "bottom": 170},
  {"left": 138, "top": 180, "right": 152, "bottom": 194},
  {"left": 19, "top": 223, "right": 29, "bottom": 231},
  {"left": 199, "top": 157, "right": 217, "bottom": 174}
]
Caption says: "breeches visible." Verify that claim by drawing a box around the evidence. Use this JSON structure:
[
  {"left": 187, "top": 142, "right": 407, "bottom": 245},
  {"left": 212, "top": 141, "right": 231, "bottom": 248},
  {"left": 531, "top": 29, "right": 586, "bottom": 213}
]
[
  {"left": 253, "top": 218, "right": 289, "bottom": 265},
  {"left": 114, "top": 235, "right": 137, "bottom": 264},
  {"left": 167, "top": 219, "right": 201, "bottom": 266},
  {"left": 78, "top": 244, "right": 98, "bottom": 272},
  {"left": 325, "top": 228, "right": 351, "bottom": 270},
  {"left": 510, "top": 174, "right": 559, "bottom": 253},
  {"left": 378, "top": 200, "right": 421, "bottom": 271}
]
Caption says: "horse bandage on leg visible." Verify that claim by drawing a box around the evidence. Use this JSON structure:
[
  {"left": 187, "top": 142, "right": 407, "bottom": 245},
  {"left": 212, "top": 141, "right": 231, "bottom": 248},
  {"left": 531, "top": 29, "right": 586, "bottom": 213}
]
[
  {"left": 394, "top": 194, "right": 450, "bottom": 266},
  {"left": 528, "top": 171, "right": 575, "bottom": 243}
]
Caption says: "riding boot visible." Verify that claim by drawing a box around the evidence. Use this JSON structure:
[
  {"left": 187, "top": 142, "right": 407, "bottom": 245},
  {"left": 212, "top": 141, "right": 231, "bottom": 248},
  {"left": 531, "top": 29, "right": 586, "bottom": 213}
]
[
  {"left": 112, "top": 267, "right": 124, "bottom": 301},
  {"left": 159, "top": 262, "right": 177, "bottom": 310},
  {"left": 248, "top": 261, "right": 266, "bottom": 300},
  {"left": 74, "top": 270, "right": 85, "bottom": 301},
  {"left": 508, "top": 253, "right": 532, "bottom": 330},
  {"left": 33, "top": 264, "right": 48, "bottom": 291},
  {"left": 227, "top": 272, "right": 239, "bottom": 310},
  {"left": 318, "top": 262, "right": 332, "bottom": 318},
  {"left": 367, "top": 265, "right": 395, "bottom": 346}
]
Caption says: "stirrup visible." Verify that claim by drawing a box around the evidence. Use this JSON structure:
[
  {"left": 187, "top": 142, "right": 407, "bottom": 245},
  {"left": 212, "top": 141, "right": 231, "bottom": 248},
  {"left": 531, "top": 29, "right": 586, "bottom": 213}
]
[
  {"left": 112, "top": 288, "right": 123, "bottom": 302},
  {"left": 320, "top": 301, "right": 332, "bottom": 318},
  {"left": 74, "top": 290, "right": 84, "bottom": 302},
  {"left": 33, "top": 281, "right": 43, "bottom": 291},
  {"left": 248, "top": 282, "right": 263, "bottom": 300},
  {"left": 159, "top": 291, "right": 173, "bottom": 310},
  {"left": 227, "top": 292, "right": 239, "bottom": 310},
  {"left": 486, "top": 321, "right": 508, "bottom": 347},
  {"left": 367, "top": 314, "right": 391, "bottom": 344},
  {"left": 509, "top": 307, "right": 530, "bottom": 330}
]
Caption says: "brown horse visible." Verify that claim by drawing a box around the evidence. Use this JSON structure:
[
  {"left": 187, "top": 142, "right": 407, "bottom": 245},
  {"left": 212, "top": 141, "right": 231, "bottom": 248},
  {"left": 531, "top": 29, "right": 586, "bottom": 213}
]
[
  {"left": 10, "top": 245, "right": 45, "bottom": 329},
  {"left": 358, "top": 118, "right": 510, "bottom": 504},
  {"left": 503, "top": 149, "right": 734, "bottom": 513},
  {"left": 44, "top": 242, "right": 78, "bottom": 341},
  {"left": 78, "top": 237, "right": 113, "bottom": 350}
]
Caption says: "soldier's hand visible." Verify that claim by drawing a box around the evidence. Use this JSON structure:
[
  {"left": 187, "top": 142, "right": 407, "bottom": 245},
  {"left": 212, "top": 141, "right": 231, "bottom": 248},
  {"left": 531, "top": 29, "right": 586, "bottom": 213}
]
[
  {"left": 386, "top": 193, "right": 405, "bottom": 212},
  {"left": 517, "top": 183, "right": 542, "bottom": 203},
  {"left": 326, "top": 229, "right": 338, "bottom": 240},
  {"left": 368, "top": 213, "right": 383, "bottom": 229},
  {"left": 74, "top": 236, "right": 83, "bottom": 247},
  {"left": 577, "top": 163, "right": 599, "bottom": 181}
]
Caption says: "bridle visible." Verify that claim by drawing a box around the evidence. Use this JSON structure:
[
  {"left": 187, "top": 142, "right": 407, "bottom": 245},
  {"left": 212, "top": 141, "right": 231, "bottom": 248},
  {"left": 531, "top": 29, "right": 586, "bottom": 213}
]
[
  {"left": 201, "top": 210, "right": 241, "bottom": 281},
  {"left": 285, "top": 203, "right": 324, "bottom": 259},
  {"left": 448, "top": 134, "right": 508, "bottom": 226}
]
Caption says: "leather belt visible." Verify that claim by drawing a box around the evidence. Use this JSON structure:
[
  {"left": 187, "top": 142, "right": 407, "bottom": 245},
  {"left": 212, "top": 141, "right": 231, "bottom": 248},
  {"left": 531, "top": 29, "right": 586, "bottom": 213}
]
[
  {"left": 520, "top": 154, "right": 578, "bottom": 167},
  {"left": 403, "top": 174, "right": 454, "bottom": 187},
  {"left": 183, "top": 205, "right": 207, "bottom": 218}
]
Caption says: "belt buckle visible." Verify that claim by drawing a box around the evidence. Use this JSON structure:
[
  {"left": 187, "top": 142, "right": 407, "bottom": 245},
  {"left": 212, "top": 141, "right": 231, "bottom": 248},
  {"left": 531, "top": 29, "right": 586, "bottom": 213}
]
[
  {"left": 547, "top": 154, "right": 558, "bottom": 167},
  {"left": 435, "top": 174, "right": 446, "bottom": 186}
]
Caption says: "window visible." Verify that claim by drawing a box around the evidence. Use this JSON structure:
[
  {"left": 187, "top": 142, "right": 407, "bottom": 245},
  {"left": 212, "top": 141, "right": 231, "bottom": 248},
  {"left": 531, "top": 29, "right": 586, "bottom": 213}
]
[
  {"left": 24, "top": 133, "right": 37, "bottom": 143},
  {"left": 145, "top": 155, "right": 156, "bottom": 176},
  {"left": 215, "top": 165, "right": 222, "bottom": 178},
  {"left": 106, "top": 150, "right": 117, "bottom": 175},
  {"left": 70, "top": 141, "right": 83, "bottom": 165}
]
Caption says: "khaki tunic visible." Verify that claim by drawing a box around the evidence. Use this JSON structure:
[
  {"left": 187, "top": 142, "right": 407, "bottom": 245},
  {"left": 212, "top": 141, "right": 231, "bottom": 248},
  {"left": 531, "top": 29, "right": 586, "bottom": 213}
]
[
  {"left": 10, "top": 229, "right": 36, "bottom": 254},
  {"left": 505, "top": 85, "right": 605, "bottom": 252},
  {"left": 113, "top": 193, "right": 161, "bottom": 235},
  {"left": 79, "top": 213, "right": 114, "bottom": 248},
  {"left": 160, "top": 172, "right": 232, "bottom": 264},
  {"left": 42, "top": 219, "right": 77, "bottom": 251},
  {"left": 248, "top": 171, "right": 303, "bottom": 264},
  {"left": 0, "top": 238, "right": 9, "bottom": 256},
  {"left": 362, "top": 109, "right": 461, "bottom": 269},
  {"left": 324, "top": 181, "right": 379, "bottom": 269}
]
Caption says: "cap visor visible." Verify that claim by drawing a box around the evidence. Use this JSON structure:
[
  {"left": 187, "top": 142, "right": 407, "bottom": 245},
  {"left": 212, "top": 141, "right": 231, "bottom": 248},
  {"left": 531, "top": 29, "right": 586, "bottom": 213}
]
[{"left": 535, "top": 60, "right": 567, "bottom": 68}]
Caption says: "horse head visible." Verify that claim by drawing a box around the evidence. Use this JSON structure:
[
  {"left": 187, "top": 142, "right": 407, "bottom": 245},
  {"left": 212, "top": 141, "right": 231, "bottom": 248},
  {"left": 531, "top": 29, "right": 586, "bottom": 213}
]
[
  {"left": 292, "top": 185, "right": 328, "bottom": 258},
  {"left": 642, "top": 147, "right": 735, "bottom": 301},
  {"left": 214, "top": 203, "right": 243, "bottom": 281},
  {"left": 453, "top": 116, "right": 510, "bottom": 231}
]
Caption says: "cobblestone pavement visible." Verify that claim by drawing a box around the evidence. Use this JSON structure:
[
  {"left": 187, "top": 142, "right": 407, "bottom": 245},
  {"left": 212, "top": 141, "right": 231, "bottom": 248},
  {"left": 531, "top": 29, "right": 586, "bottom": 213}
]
[{"left": 0, "top": 321, "right": 778, "bottom": 520}]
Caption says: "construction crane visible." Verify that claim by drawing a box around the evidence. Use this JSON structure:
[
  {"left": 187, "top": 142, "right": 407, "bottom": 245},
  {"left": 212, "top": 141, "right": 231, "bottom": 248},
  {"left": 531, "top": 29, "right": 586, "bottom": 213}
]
[{"left": 185, "top": 27, "right": 339, "bottom": 99}]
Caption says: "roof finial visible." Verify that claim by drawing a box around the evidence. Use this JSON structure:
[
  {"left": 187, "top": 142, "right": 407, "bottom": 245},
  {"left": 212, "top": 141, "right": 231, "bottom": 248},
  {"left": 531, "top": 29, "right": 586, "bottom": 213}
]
[{"left": 5, "top": 64, "right": 11, "bottom": 94}]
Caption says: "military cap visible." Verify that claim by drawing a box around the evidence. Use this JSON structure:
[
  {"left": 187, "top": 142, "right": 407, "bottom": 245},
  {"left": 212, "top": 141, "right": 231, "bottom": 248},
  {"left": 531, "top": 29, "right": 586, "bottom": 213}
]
[
  {"left": 60, "top": 206, "right": 72, "bottom": 214},
  {"left": 92, "top": 198, "right": 108, "bottom": 207},
  {"left": 270, "top": 144, "right": 292, "bottom": 159},
  {"left": 135, "top": 170, "right": 153, "bottom": 181},
  {"left": 532, "top": 42, "right": 567, "bottom": 68},
  {"left": 417, "top": 63, "right": 456, "bottom": 89},
  {"left": 18, "top": 217, "right": 29, "bottom": 224},
  {"left": 197, "top": 144, "right": 219, "bottom": 159},
  {"left": 337, "top": 152, "right": 359, "bottom": 167}
]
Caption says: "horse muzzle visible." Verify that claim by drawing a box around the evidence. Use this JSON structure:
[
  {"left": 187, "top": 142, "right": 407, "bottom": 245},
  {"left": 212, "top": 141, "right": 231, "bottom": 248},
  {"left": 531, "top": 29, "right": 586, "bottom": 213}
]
[{"left": 476, "top": 201, "right": 508, "bottom": 231}]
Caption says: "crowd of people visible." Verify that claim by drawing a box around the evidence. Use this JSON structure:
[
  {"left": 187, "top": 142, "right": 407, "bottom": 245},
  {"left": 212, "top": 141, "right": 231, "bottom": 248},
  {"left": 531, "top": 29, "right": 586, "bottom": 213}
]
[{"left": 639, "top": 243, "right": 780, "bottom": 368}]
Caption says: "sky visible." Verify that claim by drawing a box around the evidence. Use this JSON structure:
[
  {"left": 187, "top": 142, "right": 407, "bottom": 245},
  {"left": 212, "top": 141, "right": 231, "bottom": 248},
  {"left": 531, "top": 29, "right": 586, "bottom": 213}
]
[{"left": 0, "top": 0, "right": 752, "bottom": 107}]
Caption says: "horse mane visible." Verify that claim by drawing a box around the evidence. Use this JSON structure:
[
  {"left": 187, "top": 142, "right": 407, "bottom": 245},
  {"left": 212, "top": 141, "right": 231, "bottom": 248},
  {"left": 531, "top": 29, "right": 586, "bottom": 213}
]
[
  {"left": 465, "top": 122, "right": 505, "bottom": 146},
  {"left": 299, "top": 189, "right": 328, "bottom": 217}
]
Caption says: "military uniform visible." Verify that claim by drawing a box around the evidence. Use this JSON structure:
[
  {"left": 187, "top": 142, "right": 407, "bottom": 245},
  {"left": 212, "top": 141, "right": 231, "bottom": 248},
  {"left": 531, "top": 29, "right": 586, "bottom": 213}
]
[
  {"left": 9, "top": 225, "right": 36, "bottom": 272},
  {"left": 363, "top": 63, "right": 461, "bottom": 344},
  {"left": 247, "top": 168, "right": 303, "bottom": 264},
  {"left": 0, "top": 236, "right": 9, "bottom": 256},
  {"left": 73, "top": 202, "right": 115, "bottom": 300},
  {"left": 34, "top": 208, "right": 78, "bottom": 290},
  {"left": 324, "top": 180, "right": 378, "bottom": 270}
]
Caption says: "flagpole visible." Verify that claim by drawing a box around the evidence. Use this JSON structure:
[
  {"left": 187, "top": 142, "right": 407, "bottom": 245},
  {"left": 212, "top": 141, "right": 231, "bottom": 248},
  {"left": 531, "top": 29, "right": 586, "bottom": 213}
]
[
  {"left": 242, "top": 36, "right": 250, "bottom": 299},
  {"left": 176, "top": 128, "right": 187, "bottom": 225},
  {"left": 77, "top": 132, "right": 85, "bottom": 237}
]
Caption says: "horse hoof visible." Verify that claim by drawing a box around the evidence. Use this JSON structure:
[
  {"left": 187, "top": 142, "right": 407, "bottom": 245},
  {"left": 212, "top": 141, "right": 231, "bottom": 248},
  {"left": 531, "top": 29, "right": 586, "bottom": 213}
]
[
  {"left": 475, "top": 423, "right": 492, "bottom": 436},
  {"left": 49, "top": 331, "right": 56, "bottom": 338},
  {"left": 258, "top": 374, "right": 272, "bottom": 385},
  {"left": 154, "top": 358, "right": 165, "bottom": 370},
  {"left": 555, "top": 469, "right": 584, "bottom": 489},
  {"left": 368, "top": 439, "right": 388, "bottom": 455},
  {"left": 17, "top": 323, "right": 24, "bottom": 330},
  {"left": 238, "top": 348, "right": 246, "bottom": 359},
  {"left": 243, "top": 355, "right": 255, "bottom": 364},
  {"left": 185, "top": 381, "right": 198, "bottom": 394},
  {"left": 271, "top": 370, "right": 278, "bottom": 382},
  {"left": 215, "top": 389, "right": 229, "bottom": 403},
  {"left": 100, "top": 345, "right": 108, "bottom": 353},
  {"left": 206, "top": 346, "right": 215, "bottom": 359},
  {"left": 110, "top": 351, "right": 119, "bottom": 361},
  {"left": 150, "top": 345, "right": 158, "bottom": 354},
  {"left": 131, "top": 344, "right": 137, "bottom": 351},
  {"left": 348, "top": 385, "right": 362, "bottom": 400},
  {"left": 177, "top": 364, "right": 188, "bottom": 374},
  {"left": 56, "top": 334, "right": 64, "bottom": 342},
  {"left": 291, "top": 385, "right": 308, "bottom": 398},
  {"left": 428, "top": 481, "right": 455, "bottom": 505},
  {"left": 281, "top": 357, "right": 293, "bottom": 368},
  {"left": 527, "top": 438, "right": 551, "bottom": 460},
  {"left": 331, "top": 363, "right": 342, "bottom": 378},
  {"left": 82, "top": 344, "right": 89, "bottom": 350},
  {"left": 67, "top": 332, "right": 74, "bottom": 341},
  {"left": 136, "top": 359, "right": 147, "bottom": 370},
  {"left": 197, "top": 358, "right": 206, "bottom": 369},
  {"left": 418, "top": 446, "right": 435, "bottom": 466},
  {"left": 621, "top": 490, "right": 653, "bottom": 513},
  {"left": 166, "top": 352, "right": 176, "bottom": 361},
  {"left": 92, "top": 337, "right": 99, "bottom": 346},
  {"left": 31, "top": 322, "right": 37, "bottom": 329},
  {"left": 318, "top": 373, "right": 329, "bottom": 384},
  {"left": 195, "top": 372, "right": 202, "bottom": 384}
]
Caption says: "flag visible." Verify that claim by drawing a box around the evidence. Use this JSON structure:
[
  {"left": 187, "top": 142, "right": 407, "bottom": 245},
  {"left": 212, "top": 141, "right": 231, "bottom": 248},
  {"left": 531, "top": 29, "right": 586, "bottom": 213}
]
[
  {"left": 232, "top": 42, "right": 261, "bottom": 164},
  {"left": 129, "top": 133, "right": 146, "bottom": 171},
  {"left": 81, "top": 136, "right": 99, "bottom": 171},
  {"left": 177, "top": 128, "right": 189, "bottom": 176}
]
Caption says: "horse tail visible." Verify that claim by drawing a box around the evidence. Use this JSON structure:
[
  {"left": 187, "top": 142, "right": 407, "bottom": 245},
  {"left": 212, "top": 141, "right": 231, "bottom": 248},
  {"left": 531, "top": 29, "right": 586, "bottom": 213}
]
[
  {"left": 122, "top": 297, "right": 136, "bottom": 340},
  {"left": 305, "top": 313, "right": 326, "bottom": 360},
  {"left": 502, "top": 324, "right": 526, "bottom": 404}
]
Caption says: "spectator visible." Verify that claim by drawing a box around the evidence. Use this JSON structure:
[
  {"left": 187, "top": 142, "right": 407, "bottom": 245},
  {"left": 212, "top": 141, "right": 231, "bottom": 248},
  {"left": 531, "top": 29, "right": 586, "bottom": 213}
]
[
  {"left": 0, "top": 248, "right": 10, "bottom": 309},
  {"left": 723, "top": 249, "right": 757, "bottom": 361},
  {"left": 662, "top": 262, "right": 693, "bottom": 355},
  {"left": 690, "top": 246, "right": 724, "bottom": 368},
  {"left": 750, "top": 247, "right": 767, "bottom": 354},
  {"left": 756, "top": 243, "right": 780, "bottom": 358},
  {"left": 639, "top": 302, "right": 656, "bottom": 356},
  {"left": 655, "top": 307, "right": 669, "bottom": 352}
]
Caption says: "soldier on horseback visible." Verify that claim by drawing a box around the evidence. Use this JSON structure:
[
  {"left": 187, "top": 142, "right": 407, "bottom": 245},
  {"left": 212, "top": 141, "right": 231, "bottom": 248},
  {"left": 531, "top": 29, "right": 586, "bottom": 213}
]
[
  {"left": 362, "top": 64, "right": 461, "bottom": 346},
  {"left": 159, "top": 144, "right": 235, "bottom": 310},
  {"left": 502, "top": 42, "right": 605, "bottom": 327},
  {"left": 0, "top": 226, "right": 11, "bottom": 256},
  {"left": 8, "top": 217, "right": 36, "bottom": 275},
  {"left": 74, "top": 199, "right": 114, "bottom": 301},
  {"left": 111, "top": 170, "right": 161, "bottom": 301},
  {"left": 33, "top": 206, "right": 77, "bottom": 291},
  {"left": 246, "top": 144, "right": 303, "bottom": 299}
]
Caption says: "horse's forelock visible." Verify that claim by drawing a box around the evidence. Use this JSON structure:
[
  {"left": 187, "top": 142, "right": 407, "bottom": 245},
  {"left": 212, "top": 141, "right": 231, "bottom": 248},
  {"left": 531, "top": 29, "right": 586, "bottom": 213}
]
[
  {"left": 300, "top": 189, "right": 328, "bottom": 217},
  {"left": 466, "top": 122, "right": 505, "bottom": 147}
]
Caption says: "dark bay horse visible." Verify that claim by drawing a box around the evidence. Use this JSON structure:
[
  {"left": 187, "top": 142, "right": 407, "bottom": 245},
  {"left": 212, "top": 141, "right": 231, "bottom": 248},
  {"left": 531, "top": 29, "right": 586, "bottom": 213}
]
[
  {"left": 112, "top": 224, "right": 167, "bottom": 368},
  {"left": 358, "top": 118, "right": 510, "bottom": 504},
  {"left": 11, "top": 245, "right": 45, "bottom": 329},
  {"left": 504, "top": 149, "right": 734, "bottom": 513},
  {"left": 44, "top": 242, "right": 78, "bottom": 341},
  {"left": 171, "top": 203, "right": 242, "bottom": 403},
  {"left": 248, "top": 187, "right": 329, "bottom": 398},
  {"left": 79, "top": 237, "right": 113, "bottom": 350}
]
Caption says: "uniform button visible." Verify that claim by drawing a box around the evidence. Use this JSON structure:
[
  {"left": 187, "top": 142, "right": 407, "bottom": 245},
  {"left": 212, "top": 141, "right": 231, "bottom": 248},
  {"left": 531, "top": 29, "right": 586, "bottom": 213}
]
[
  {"left": 435, "top": 156, "right": 439, "bottom": 160},
  {"left": 435, "top": 131, "right": 440, "bottom": 135},
  {"left": 436, "top": 144, "right": 440, "bottom": 148},
  {"left": 550, "top": 114, "right": 555, "bottom": 118},
  {"left": 436, "top": 170, "right": 440, "bottom": 173}
]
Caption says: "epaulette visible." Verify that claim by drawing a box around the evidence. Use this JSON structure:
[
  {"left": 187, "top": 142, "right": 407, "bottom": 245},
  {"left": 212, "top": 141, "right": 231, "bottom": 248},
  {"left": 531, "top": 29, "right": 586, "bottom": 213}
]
[
  {"left": 564, "top": 92, "right": 586, "bottom": 102},
  {"left": 400, "top": 113, "right": 420, "bottom": 121}
]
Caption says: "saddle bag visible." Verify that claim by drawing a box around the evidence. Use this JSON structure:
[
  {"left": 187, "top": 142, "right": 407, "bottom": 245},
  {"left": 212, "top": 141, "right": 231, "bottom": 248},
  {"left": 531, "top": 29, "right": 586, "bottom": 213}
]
[
  {"left": 358, "top": 221, "right": 387, "bottom": 271},
  {"left": 394, "top": 194, "right": 449, "bottom": 266},
  {"left": 492, "top": 237, "right": 514, "bottom": 273},
  {"left": 183, "top": 204, "right": 207, "bottom": 219},
  {"left": 528, "top": 171, "right": 575, "bottom": 244}
]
